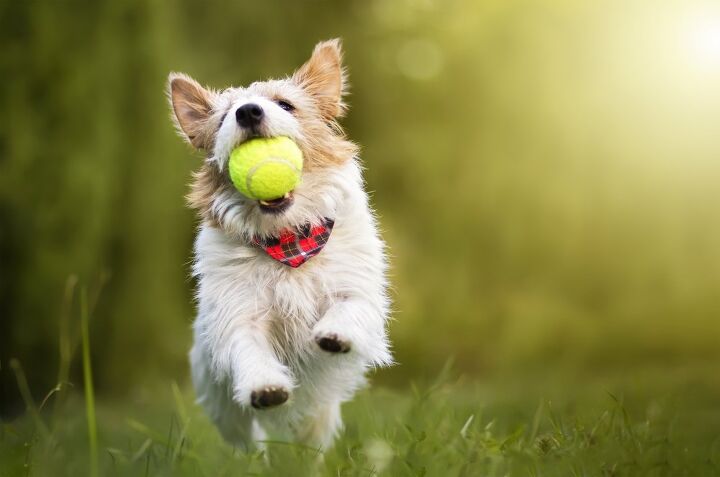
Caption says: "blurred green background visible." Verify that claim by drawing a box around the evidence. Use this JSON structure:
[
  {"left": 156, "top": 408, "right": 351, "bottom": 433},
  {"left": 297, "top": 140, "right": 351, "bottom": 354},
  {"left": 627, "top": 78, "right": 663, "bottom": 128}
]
[{"left": 2, "top": 0, "right": 720, "bottom": 416}]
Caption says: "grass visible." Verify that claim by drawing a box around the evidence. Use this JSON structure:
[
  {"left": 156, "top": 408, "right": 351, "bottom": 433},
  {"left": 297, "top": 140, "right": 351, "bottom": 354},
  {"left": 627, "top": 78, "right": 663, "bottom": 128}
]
[
  {"left": 79, "top": 287, "right": 98, "bottom": 477},
  {"left": 1, "top": 362, "right": 719, "bottom": 477},
  {"left": 2, "top": 279, "right": 719, "bottom": 476}
]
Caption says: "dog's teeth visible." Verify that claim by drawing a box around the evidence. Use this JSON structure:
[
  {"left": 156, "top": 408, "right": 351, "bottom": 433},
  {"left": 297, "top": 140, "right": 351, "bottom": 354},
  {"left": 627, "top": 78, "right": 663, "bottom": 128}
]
[
  {"left": 283, "top": 193, "right": 290, "bottom": 199},
  {"left": 259, "top": 200, "right": 270, "bottom": 206}
]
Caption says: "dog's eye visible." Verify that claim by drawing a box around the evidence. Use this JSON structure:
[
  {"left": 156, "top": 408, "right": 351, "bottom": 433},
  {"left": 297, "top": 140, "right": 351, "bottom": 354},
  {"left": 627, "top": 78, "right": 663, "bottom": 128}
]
[{"left": 275, "top": 99, "right": 295, "bottom": 112}]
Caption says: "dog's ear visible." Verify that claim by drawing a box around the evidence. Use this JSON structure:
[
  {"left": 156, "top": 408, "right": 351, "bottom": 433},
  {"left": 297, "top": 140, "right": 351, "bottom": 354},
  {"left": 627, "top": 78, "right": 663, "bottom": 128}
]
[
  {"left": 293, "top": 39, "right": 348, "bottom": 119},
  {"left": 167, "top": 72, "right": 216, "bottom": 150}
]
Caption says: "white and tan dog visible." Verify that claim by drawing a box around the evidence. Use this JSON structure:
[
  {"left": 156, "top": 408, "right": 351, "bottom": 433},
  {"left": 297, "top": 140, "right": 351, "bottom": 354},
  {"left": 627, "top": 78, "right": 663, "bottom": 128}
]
[{"left": 167, "top": 39, "right": 391, "bottom": 450}]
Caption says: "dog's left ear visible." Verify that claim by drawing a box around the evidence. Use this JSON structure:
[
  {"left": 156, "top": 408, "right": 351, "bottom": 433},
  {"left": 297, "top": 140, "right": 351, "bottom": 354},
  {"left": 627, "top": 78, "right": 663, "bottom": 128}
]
[
  {"left": 293, "top": 39, "right": 348, "bottom": 119},
  {"left": 167, "top": 72, "right": 217, "bottom": 150}
]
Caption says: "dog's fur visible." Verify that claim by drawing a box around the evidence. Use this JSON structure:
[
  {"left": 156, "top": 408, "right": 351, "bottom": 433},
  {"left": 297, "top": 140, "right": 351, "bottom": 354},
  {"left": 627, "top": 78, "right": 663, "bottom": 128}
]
[{"left": 167, "top": 39, "right": 391, "bottom": 450}]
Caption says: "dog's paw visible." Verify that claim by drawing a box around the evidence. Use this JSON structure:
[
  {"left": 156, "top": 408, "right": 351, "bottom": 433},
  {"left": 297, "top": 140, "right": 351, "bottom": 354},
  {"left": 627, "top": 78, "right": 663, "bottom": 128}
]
[
  {"left": 234, "top": 370, "right": 293, "bottom": 409},
  {"left": 314, "top": 332, "right": 351, "bottom": 354},
  {"left": 250, "top": 386, "right": 290, "bottom": 410}
]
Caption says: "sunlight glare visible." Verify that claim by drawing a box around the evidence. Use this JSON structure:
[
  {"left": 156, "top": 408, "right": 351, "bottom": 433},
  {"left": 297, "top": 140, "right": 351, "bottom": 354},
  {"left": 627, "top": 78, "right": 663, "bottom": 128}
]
[{"left": 684, "top": 11, "right": 720, "bottom": 68}]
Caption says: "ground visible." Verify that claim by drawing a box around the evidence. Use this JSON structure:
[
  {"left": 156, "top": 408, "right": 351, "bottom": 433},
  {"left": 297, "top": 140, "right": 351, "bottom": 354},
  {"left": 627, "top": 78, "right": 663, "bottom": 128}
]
[{"left": 1, "top": 363, "right": 719, "bottom": 477}]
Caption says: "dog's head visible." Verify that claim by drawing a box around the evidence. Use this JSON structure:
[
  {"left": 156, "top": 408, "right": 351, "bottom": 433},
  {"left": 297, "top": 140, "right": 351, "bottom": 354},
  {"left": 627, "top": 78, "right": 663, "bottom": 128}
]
[{"left": 168, "top": 39, "right": 359, "bottom": 238}]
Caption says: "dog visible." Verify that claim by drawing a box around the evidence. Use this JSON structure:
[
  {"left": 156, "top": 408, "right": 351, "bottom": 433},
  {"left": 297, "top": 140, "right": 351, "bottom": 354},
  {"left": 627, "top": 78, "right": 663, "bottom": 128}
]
[{"left": 167, "top": 39, "right": 392, "bottom": 450}]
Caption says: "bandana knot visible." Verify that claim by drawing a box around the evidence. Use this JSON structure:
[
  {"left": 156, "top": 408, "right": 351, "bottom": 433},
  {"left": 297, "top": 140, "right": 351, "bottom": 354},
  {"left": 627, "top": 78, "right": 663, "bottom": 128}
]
[{"left": 253, "top": 218, "right": 334, "bottom": 268}]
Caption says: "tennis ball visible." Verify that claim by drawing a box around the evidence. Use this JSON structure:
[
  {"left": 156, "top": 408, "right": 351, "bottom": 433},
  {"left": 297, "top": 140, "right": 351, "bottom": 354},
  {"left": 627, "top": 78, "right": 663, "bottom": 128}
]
[{"left": 228, "top": 136, "right": 303, "bottom": 201}]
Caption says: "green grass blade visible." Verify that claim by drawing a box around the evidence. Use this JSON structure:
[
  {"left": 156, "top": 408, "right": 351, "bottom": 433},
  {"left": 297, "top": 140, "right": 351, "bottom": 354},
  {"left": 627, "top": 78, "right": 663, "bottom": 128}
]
[
  {"left": 9, "top": 359, "right": 51, "bottom": 441},
  {"left": 80, "top": 287, "right": 99, "bottom": 477},
  {"left": 56, "top": 275, "right": 77, "bottom": 393}
]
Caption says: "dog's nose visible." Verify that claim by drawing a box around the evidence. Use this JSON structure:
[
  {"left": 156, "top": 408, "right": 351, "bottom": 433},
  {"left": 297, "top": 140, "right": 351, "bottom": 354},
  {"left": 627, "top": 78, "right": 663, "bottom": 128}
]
[{"left": 235, "top": 103, "right": 264, "bottom": 129}]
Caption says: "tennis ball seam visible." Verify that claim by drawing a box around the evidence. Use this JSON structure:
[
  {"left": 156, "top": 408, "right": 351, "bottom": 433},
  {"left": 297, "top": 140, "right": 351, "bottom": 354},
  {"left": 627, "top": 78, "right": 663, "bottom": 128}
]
[
  {"left": 245, "top": 157, "right": 302, "bottom": 198},
  {"left": 228, "top": 136, "right": 304, "bottom": 200}
]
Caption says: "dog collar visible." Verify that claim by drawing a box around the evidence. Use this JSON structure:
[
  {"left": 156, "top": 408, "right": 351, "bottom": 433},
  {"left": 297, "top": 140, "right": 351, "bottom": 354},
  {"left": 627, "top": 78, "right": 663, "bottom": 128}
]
[{"left": 253, "top": 218, "right": 334, "bottom": 268}]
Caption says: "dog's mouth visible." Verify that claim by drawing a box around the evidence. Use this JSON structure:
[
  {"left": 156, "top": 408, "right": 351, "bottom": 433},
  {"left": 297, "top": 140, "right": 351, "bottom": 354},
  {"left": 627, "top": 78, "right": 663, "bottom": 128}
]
[{"left": 258, "top": 192, "right": 294, "bottom": 214}]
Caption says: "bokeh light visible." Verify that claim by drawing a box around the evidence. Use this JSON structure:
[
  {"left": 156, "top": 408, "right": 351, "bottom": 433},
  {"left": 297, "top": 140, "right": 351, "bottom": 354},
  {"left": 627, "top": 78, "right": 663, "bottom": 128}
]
[{"left": 683, "top": 9, "right": 720, "bottom": 68}]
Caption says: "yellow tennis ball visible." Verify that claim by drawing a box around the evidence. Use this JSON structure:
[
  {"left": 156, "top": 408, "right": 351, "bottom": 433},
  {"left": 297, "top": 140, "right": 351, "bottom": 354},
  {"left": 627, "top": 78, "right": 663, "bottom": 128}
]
[{"left": 228, "top": 136, "right": 303, "bottom": 201}]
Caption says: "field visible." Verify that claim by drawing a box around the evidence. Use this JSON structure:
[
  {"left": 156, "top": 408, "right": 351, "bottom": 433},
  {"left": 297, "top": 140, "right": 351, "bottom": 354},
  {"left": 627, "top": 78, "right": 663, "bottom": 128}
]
[
  {"left": 4, "top": 1, "right": 720, "bottom": 475},
  {"left": 2, "top": 363, "right": 719, "bottom": 477}
]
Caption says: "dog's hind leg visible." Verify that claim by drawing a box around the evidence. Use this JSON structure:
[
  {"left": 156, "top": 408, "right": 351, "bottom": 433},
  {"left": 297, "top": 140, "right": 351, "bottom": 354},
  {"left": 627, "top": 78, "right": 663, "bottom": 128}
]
[
  {"left": 295, "top": 401, "right": 342, "bottom": 451},
  {"left": 190, "top": 343, "right": 255, "bottom": 450}
]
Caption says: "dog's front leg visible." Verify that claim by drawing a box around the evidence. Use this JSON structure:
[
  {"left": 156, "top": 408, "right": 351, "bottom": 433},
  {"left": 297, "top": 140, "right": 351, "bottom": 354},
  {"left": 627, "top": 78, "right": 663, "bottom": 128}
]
[
  {"left": 312, "top": 298, "right": 392, "bottom": 366},
  {"left": 223, "top": 323, "right": 294, "bottom": 410}
]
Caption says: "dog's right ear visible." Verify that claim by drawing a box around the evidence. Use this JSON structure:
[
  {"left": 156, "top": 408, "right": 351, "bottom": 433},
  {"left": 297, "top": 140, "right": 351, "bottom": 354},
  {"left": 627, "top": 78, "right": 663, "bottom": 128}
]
[
  {"left": 293, "top": 39, "right": 348, "bottom": 119},
  {"left": 167, "top": 72, "right": 216, "bottom": 150}
]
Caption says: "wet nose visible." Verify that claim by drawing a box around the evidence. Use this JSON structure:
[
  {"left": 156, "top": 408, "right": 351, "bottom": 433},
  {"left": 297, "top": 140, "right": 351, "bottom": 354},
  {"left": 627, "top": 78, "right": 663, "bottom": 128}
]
[{"left": 235, "top": 103, "right": 264, "bottom": 129}]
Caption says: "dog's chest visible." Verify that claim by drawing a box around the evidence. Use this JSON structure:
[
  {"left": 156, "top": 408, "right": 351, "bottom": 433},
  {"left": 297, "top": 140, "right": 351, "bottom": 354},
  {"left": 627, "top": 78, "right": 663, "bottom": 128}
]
[
  {"left": 196, "top": 222, "right": 356, "bottom": 335},
  {"left": 268, "top": 264, "right": 329, "bottom": 325},
  {"left": 251, "top": 258, "right": 334, "bottom": 362}
]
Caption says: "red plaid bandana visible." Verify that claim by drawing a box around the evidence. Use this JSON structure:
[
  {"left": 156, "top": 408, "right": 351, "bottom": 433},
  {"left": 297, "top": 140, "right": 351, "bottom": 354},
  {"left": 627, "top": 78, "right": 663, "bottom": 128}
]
[{"left": 253, "top": 218, "right": 334, "bottom": 268}]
